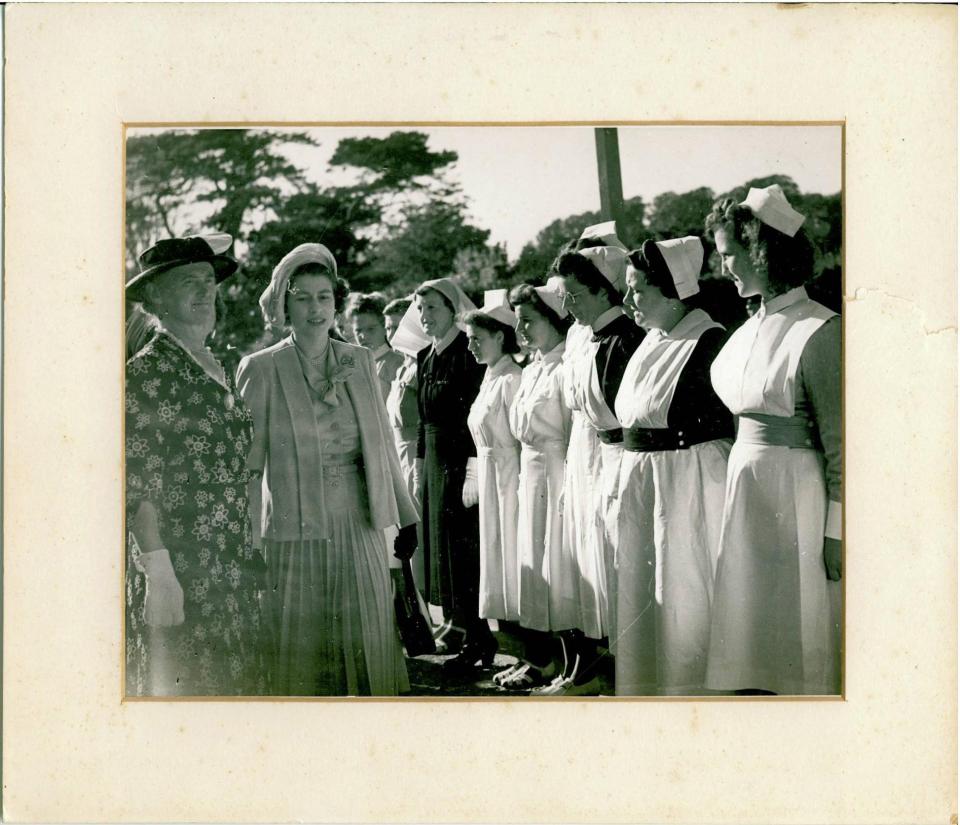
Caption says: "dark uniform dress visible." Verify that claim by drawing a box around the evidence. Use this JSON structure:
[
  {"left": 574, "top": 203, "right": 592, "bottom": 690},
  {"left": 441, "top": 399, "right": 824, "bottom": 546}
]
[
  {"left": 417, "top": 330, "right": 485, "bottom": 631},
  {"left": 125, "top": 331, "right": 264, "bottom": 696}
]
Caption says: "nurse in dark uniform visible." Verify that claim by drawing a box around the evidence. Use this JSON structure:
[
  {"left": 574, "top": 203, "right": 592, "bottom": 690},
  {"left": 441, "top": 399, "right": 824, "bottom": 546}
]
[{"left": 412, "top": 278, "right": 496, "bottom": 670}]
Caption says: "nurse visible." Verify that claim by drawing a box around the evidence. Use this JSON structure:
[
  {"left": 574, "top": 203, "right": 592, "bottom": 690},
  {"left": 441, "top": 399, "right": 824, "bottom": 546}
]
[
  {"left": 463, "top": 291, "right": 524, "bottom": 659},
  {"left": 505, "top": 279, "right": 573, "bottom": 689},
  {"left": 614, "top": 236, "right": 734, "bottom": 695},
  {"left": 542, "top": 222, "right": 645, "bottom": 696},
  {"left": 705, "top": 185, "right": 842, "bottom": 695},
  {"left": 412, "top": 278, "right": 496, "bottom": 670}
]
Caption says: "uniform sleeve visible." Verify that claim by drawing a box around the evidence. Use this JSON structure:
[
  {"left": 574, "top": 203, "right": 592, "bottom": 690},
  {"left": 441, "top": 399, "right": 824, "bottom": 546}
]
[
  {"left": 501, "top": 370, "right": 521, "bottom": 413},
  {"left": 235, "top": 354, "right": 268, "bottom": 473},
  {"left": 461, "top": 349, "right": 486, "bottom": 458},
  {"left": 125, "top": 350, "right": 167, "bottom": 519},
  {"left": 799, "top": 315, "right": 842, "bottom": 539}
]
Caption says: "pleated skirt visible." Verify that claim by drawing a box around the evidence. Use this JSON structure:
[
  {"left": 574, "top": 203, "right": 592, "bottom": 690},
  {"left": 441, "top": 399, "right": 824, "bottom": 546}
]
[
  {"left": 262, "top": 465, "right": 409, "bottom": 696},
  {"left": 613, "top": 439, "right": 730, "bottom": 695},
  {"left": 705, "top": 442, "right": 841, "bottom": 695}
]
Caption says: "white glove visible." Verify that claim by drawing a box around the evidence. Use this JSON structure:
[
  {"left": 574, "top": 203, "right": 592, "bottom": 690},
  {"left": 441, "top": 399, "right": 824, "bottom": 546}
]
[
  {"left": 462, "top": 457, "right": 479, "bottom": 508},
  {"left": 137, "top": 548, "right": 185, "bottom": 628}
]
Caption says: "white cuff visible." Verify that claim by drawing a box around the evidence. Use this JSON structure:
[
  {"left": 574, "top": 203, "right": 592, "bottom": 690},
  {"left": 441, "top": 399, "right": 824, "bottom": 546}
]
[{"left": 824, "top": 500, "right": 842, "bottom": 540}]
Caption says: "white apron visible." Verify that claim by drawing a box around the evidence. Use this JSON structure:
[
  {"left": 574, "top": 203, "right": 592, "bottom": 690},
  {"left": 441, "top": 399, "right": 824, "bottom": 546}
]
[
  {"left": 510, "top": 342, "right": 575, "bottom": 632},
  {"left": 467, "top": 356, "right": 523, "bottom": 621},
  {"left": 707, "top": 287, "right": 840, "bottom": 695},
  {"left": 559, "top": 323, "right": 607, "bottom": 638},
  {"left": 613, "top": 309, "right": 731, "bottom": 695},
  {"left": 563, "top": 319, "right": 626, "bottom": 640}
]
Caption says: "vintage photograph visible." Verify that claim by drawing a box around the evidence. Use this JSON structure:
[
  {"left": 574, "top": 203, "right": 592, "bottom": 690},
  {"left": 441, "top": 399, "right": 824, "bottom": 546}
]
[{"left": 123, "top": 123, "right": 843, "bottom": 699}]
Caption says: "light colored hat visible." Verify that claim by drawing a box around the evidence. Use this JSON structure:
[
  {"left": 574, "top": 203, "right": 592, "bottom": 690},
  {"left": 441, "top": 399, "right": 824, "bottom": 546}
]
[
  {"left": 417, "top": 277, "right": 477, "bottom": 320},
  {"left": 654, "top": 236, "right": 704, "bottom": 300},
  {"left": 389, "top": 298, "right": 432, "bottom": 357},
  {"left": 535, "top": 275, "right": 570, "bottom": 319},
  {"left": 476, "top": 289, "right": 516, "bottom": 328},
  {"left": 391, "top": 277, "right": 479, "bottom": 355},
  {"left": 741, "top": 184, "right": 806, "bottom": 237},
  {"left": 259, "top": 242, "right": 338, "bottom": 328},
  {"left": 577, "top": 221, "right": 629, "bottom": 293}
]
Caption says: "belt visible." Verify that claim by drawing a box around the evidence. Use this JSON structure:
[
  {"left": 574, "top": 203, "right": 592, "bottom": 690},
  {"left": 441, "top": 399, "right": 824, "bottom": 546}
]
[
  {"left": 320, "top": 456, "right": 362, "bottom": 479},
  {"left": 596, "top": 427, "right": 623, "bottom": 445},
  {"left": 623, "top": 426, "right": 730, "bottom": 453},
  {"left": 736, "top": 413, "right": 819, "bottom": 449}
]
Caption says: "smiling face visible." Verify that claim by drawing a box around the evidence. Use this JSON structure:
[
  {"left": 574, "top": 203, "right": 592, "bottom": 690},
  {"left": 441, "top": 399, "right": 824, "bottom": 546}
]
[
  {"left": 623, "top": 265, "right": 677, "bottom": 331},
  {"left": 286, "top": 272, "right": 337, "bottom": 338},
  {"left": 148, "top": 262, "right": 218, "bottom": 337},
  {"left": 415, "top": 289, "right": 455, "bottom": 340},
  {"left": 714, "top": 227, "right": 766, "bottom": 298},
  {"left": 466, "top": 324, "right": 504, "bottom": 366},
  {"left": 514, "top": 303, "right": 557, "bottom": 353},
  {"left": 558, "top": 275, "right": 607, "bottom": 326},
  {"left": 351, "top": 311, "right": 387, "bottom": 350}
]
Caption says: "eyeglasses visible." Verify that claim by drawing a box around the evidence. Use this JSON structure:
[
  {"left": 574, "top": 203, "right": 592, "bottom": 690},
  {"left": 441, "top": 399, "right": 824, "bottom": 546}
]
[{"left": 560, "top": 287, "right": 589, "bottom": 306}]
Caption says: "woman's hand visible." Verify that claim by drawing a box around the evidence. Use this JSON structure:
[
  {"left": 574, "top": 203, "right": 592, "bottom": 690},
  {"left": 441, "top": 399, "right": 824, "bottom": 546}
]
[
  {"left": 138, "top": 548, "right": 186, "bottom": 627},
  {"left": 393, "top": 524, "right": 418, "bottom": 561},
  {"left": 462, "top": 458, "right": 479, "bottom": 508},
  {"left": 823, "top": 537, "right": 842, "bottom": 581}
]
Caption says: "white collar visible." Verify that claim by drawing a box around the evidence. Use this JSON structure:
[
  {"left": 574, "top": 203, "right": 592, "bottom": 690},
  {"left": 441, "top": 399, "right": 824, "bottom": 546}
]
[
  {"left": 760, "top": 286, "right": 808, "bottom": 317},
  {"left": 432, "top": 326, "right": 460, "bottom": 355},
  {"left": 591, "top": 305, "right": 625, "bottom": 333},
  {"left": 486, "top": 354, "right": 517, "bottom": 379}
]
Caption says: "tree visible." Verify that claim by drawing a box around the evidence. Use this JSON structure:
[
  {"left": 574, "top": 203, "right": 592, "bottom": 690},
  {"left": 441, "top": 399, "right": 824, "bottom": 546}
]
[
  {"left": 125, "top": 129, "right": 317, "bottom": 275},
  {"left": 511, "top": 196, "right": 647, "bottom": 284},
  {"left": 645, "top": 187, "right": 716, "bottom": 240},
  {"left": 450, "top": 244, "right": 511, "bottom": 302},
  {"left": 357, "top": 199, "right": 491, "bottom": 296},
  {"left": 330, "top": 131, "right": 458, "bottom": 193}
]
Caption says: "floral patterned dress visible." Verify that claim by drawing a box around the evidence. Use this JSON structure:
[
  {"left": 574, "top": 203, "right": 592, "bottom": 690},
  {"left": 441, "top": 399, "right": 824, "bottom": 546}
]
[{"left": 125, "top": 331, "right": 264, "bottom": 696}]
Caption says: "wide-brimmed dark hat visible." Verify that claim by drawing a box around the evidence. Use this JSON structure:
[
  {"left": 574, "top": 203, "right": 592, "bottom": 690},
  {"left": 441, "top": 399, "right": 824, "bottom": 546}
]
[{"left": 126, "top": 234, "right": 239, "bottom": 299}]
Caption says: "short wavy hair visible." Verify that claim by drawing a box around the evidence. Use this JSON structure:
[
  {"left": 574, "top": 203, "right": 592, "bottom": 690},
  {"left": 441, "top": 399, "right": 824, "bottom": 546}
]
[
  {"left": 552, "top": 250, "right": 622, "bottom": 306},
  {"left": 704, "top": 197, "right": 814, "bottom": 293},
  {"left": 507, "top": 283, "right": 572, "bottom": 335},
  {"left": 627, "top": 239, "right": 695, "bottom": 303},
  {"left": 284, "top": 261, "right": 351, "bottom": 316},
  {"left": 344, "top": 291, "right": 389, "bottom": 321},
  {"left": 461, "top": 310, "right": 520, "bottom": 355}
]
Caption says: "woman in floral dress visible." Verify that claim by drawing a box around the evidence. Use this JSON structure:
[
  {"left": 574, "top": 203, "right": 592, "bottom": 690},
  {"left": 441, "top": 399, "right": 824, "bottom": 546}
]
[{"left": 125, "top": 235, "right": 264, "bottom": 696}]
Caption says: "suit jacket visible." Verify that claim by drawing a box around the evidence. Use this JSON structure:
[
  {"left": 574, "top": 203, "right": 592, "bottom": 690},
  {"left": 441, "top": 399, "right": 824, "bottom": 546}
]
[{"left": 236, "top": 335, "right": 419, "bottom": 542}]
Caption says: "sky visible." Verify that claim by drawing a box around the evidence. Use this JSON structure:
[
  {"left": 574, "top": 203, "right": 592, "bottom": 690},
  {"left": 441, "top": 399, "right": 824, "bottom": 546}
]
[
  {"left": 131, "top": 124, "right": 842, "bottom": 261},
  {"left": 281, "top": 124, "right": 842, "bottom": 259}
]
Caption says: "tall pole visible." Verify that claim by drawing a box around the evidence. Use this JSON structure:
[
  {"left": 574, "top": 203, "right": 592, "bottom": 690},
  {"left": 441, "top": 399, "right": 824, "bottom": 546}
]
[{"left": 594, "top": 127, "right": 625, "bottom": 238}]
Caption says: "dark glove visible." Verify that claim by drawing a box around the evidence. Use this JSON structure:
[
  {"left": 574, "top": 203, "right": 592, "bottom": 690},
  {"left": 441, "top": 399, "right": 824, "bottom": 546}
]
[{"left": 393, "top": 524, "right": 418, "bottom": 561}]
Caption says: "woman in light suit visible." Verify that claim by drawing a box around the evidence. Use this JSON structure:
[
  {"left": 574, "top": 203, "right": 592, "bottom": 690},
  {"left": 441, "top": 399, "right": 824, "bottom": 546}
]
[{"left": 237, "top": 243, "right": 419, "bottom": 697}]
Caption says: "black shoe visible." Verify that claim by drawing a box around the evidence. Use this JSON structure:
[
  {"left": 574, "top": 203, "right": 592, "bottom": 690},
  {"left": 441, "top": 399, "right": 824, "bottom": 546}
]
[{"left": 442, "top": 635, "right": 498, "bottom": 674}]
